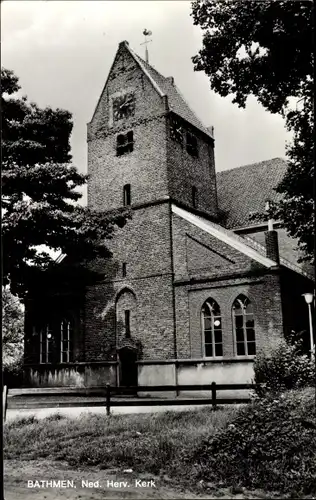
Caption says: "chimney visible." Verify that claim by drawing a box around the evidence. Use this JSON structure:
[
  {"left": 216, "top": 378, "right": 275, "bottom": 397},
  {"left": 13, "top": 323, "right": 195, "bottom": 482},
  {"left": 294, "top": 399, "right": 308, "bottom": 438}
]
[
  {"left": 264, "top": 200, "right": 280, "bottom": 264},
  {"left": 166, "top": 76, "right": 174, "bottom": 85},
  {"left": 119, "top": 40, "right": 129, "bottom": 49}
]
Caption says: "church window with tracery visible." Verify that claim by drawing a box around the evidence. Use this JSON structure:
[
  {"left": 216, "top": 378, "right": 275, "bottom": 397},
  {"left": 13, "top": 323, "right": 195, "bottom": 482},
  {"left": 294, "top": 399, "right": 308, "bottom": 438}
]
[
  {"left": 201, "top": 299, "right": 223, "bottom": 357},
  {"left": 232, "top": 295, "right": 256, "bottom": 356}
]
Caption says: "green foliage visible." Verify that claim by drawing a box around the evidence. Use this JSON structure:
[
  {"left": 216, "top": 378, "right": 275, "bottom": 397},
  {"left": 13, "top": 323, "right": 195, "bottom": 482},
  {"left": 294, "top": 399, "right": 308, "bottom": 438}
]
[
  {"left": 193, "top": 388, "right": 316, "bottom": 496},
  {"left": 191, "top": 1, "right": 314, "bottom": 263},
  {"left": 1, "top": 68, "right": 130, "bottom": 298},
  {"left": 253, "top": 338, "right": 315, "bottom": 397}
]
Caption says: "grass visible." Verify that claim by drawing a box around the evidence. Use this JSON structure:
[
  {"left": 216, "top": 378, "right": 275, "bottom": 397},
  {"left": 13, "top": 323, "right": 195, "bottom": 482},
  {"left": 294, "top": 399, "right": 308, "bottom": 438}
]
[
  {"left": 4, "top": 405, "right": 238, "bottom": 476},
  {"left": 5, "top": 389, "right": 316, "bottom": 497}
]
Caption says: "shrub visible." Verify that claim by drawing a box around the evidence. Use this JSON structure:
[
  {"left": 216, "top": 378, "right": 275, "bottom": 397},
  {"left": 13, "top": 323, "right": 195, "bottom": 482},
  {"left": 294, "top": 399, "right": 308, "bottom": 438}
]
[
  {"left": 253, "top": 338, "right": 315, "bottom": 397},
  {"left": 192, "top": 388, "right": 316, "bottom": 496}
]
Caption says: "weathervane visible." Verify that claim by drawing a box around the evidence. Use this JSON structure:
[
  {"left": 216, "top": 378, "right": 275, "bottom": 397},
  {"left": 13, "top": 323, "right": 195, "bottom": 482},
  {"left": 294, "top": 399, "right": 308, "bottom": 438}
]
[{"left": 141, "top": 29, "right": 152, "bottom": 64}]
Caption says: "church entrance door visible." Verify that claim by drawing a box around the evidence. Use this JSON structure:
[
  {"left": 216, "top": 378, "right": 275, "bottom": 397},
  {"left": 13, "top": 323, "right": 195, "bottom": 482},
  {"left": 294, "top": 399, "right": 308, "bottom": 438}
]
[{"left": 119, "top": 347, "right": 138, "bottom": 391}]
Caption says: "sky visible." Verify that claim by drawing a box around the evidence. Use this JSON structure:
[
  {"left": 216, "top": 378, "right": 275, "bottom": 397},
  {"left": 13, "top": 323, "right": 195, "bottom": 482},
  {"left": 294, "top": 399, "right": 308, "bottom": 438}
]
[{"left": 2, "top": 0, "right": 291, "bottom": 205}]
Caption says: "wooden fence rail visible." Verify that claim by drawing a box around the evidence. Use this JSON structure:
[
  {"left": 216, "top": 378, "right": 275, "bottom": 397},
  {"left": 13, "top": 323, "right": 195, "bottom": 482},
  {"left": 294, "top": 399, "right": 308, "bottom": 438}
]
[
  {"left": 6, "top": 382, "right": 259, "bottom": 415},
  {"left": 103, "top": 382, "right": 258, "bottom": 416}
]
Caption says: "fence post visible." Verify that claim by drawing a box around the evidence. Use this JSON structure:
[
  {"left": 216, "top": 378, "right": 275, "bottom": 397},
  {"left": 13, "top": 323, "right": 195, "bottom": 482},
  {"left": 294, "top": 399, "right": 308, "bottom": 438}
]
[
  {"left": 106, "top": 383, "right": 111, "bottom": 416},
  {"left": 211, "top": 382, "right": 217, "bottom": 411},
  {"left": 3, "top": 385, "right": 8, "bottom": 422}
]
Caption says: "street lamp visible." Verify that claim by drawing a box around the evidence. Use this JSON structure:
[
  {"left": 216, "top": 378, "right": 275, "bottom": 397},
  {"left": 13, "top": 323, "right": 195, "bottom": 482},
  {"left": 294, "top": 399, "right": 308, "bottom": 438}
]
[{"left": 302, "top": 293, "right": 315, "bottom": 359}]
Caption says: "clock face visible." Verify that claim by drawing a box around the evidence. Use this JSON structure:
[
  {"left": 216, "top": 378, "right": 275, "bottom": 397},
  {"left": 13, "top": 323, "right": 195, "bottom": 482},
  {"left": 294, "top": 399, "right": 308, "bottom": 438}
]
[
  {"left": 113, "top": 93, "right": 135, "bottom": 121},
  {"left": 170, "top": 117, "right": 183, "bottom": 145}
]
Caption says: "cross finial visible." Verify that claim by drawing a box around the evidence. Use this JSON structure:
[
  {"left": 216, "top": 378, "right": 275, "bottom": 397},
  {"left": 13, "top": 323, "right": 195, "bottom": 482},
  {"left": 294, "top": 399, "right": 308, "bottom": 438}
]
[{"left": 141, "top": 29, "right": 152, "bottom": 64}]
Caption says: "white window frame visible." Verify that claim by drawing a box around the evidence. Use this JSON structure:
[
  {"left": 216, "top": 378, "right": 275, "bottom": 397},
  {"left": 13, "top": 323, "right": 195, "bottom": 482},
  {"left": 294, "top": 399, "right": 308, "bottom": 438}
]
[
  {"left": 40, "top": 324, "right": 52, "bottom": 364},
  {"left": 233, "top": 296, "right": 256, "bottom": 357},
  {"left": 201, "top": 299, "right": 223, "bottom": 359},
  {"left": 60, "top": 320, "right": 72, "bottom": 363}
]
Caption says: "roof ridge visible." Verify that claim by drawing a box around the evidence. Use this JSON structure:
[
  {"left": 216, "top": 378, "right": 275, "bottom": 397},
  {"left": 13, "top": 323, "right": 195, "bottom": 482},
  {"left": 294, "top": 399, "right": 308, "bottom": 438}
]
[
  {"left": 127, "top": 42, "right": 212, "bottom": 138},
  {"left": 216, "top": 157, "right": 287, "bottom": 176}
]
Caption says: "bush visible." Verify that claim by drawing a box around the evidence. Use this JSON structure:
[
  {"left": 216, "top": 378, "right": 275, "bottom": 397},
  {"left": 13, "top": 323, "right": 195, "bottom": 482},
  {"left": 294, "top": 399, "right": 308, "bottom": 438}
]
[
  {"left": 3, "top": 355, "right": 24, "bottom": 388},
  {"left": 253, "top": 338, "right": 315, "bottom": 397},
  {"left": 192, "top": 388, "right": 316, "bottom": 496}
]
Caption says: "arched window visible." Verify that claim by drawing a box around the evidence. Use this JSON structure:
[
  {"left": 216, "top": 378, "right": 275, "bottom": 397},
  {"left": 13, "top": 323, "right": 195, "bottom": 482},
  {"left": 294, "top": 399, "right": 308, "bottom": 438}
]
[
  {"left": 60, "top": 319, "right": 74, "bottom": 363},
  {"left": 233, "top": 295, "right": 256, "bottom": 356},
  {"left": 201, "top": 299, "right": 223, "bottom": 357}
]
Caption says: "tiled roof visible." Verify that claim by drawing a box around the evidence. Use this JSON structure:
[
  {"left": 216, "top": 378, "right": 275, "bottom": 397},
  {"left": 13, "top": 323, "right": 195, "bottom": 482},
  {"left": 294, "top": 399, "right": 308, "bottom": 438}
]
[
  {"left": 128, "top": 46, "right": 212, "bottom": 138},
  {"left": 216, "top": 158, "right": 288, "bottom": 229}
]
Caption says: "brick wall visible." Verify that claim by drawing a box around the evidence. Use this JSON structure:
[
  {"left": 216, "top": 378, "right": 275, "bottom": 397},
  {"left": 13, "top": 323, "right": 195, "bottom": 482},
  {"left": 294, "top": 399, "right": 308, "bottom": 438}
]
[
  {"left": 166, "top": 117, "right": 218, "bottom": 218},
  {"left": 84, "top": 204, "right": 176, "bottom": 361},
  {"left": 172, "top": 212, "right": 267, "bottom": 282},
  {"left": 175, "top": 272, "right": 284, "bottom": 360},
  {"left": 171, "top": 211, "right": 284, "bottom": 359}
]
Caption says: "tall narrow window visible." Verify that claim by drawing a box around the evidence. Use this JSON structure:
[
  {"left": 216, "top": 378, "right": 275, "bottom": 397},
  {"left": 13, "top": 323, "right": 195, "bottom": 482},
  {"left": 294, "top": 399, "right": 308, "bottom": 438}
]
[
  {"left": 60, "top": 319, "right": 73, "bottom": 363},
  {"left": 116, "top": 131, "right": 134, "bottom": 156},
  {"left": 125, "top": 310, "right": 131, "bottom": 338},
  {"left": 192, "top": 186, "right": 198, "bottom": 208},
  {"left": 233, "top": 295, "right": 256, "bottom": 356},
  {"left": 201, "top": 299, "right": 223, "bottom": 357},
  {"left": 122, "top": 263, "right": 127, "bottom": 277},
  {"left": 186, "top": 131, "right": 198, "bottom": 157},
  {"left": 123, "top": 184, "right": 131, "bottom": 206},
  {"left": 40, "top": 324, "right": 53, "bottom": 363}
]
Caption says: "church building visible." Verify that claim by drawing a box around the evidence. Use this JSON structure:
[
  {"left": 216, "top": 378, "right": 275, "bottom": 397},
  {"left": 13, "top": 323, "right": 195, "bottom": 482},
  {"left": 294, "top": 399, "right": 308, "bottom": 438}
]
[{"left": 23, "top": 41, "right": 314, "bottom": 389}]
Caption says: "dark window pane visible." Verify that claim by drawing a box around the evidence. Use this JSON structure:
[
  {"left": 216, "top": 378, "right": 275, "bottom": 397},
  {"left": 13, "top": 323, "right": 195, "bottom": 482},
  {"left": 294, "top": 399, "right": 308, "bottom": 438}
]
[
  {"left": 215, "top": 343, "right": 223, "bottom": 356},
  {"left": 246, "top": 328, "right": 255, "bottom": 341},
  {"left": 205, "top": 344, "right": 213, "bottom": 357},
  {"left": 204, "top": 330, "right": 213, "bottom": 344},
  {"left": 235, "top": 315, "right": 243, "bottom": 328},
  {"left": 212, "top": 302, "right": 221, "bottom": 316},
  {"left": 214, "top": 329, "right": 222, "bottom": 343},
  {"left": 247, "top": 342, "right": 256, "bottom": 355},
  {"left": 237, "top": 342, "right": 245, "bottom": 356},
  {"left": 62, "top": 352, "right": 68, "bottom": 362},
  {"left": 204, "top": 318, "right": 212, "bottom": 330},
  {"left": 233, "top": 300, "right": 242, "bottom": 312},
  {"left": 236, "top": 328, "right": 244, "bottom": 342},
  {"left": 117, "top": 134, "right": 125, "bottom": 145},
  {"left": 127, "top": 131, "right": 133, "bottom": 142},
  {"left": 125, "top": 310, "right": 131, "bottom": 338},
  {"left": 245, "top": 316, "right": 254, "bottom": 328}
]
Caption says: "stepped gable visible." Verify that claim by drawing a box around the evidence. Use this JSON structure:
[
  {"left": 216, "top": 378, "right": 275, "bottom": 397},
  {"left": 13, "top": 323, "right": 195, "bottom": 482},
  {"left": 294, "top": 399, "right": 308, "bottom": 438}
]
[
  {"left": 216, "top": 158, "right": 288, "bottom": 229},
  {"left": 128, "top": 45, "right": 213, "bottom": 138}
]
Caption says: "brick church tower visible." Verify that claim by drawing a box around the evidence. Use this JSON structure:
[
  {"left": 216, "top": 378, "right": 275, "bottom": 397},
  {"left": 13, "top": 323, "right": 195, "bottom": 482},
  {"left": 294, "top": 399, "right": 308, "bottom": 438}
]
[{"left": 85, "top": 40, "right": 218, "bottom": 377}]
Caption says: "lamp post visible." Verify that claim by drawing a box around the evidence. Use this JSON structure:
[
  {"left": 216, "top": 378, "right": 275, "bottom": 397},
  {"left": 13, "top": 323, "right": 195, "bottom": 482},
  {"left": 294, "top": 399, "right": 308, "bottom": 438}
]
[{"left": 302, "top": 293, "right": 315, "bottom": 360}]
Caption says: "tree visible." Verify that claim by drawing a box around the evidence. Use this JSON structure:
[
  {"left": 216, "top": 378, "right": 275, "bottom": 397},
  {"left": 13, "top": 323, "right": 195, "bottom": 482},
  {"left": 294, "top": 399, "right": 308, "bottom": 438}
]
[
  {"left": 2, "top": 68, "right": 130, "bottom": 298},
  {"left": 191, "top": 0, "right": 314, "bottom": 263},
  {"left": 2, "top": 286, "right": 24, "bottom": 369}
]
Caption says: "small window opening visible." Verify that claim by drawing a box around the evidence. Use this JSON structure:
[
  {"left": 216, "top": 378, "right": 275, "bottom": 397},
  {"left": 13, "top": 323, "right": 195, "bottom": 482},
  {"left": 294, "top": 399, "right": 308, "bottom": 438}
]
[
  {"left": 125, "top": 310, "right": 131, "bottom": 338},
  {"left": 123, "top": 184, "right": 131, "bottom": 206},
  {"left": 122, "top": 263, "right": 127, "bottom": 277},
  {"left": 117, "top": 131, "right": 134, "bottom": 156}
]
